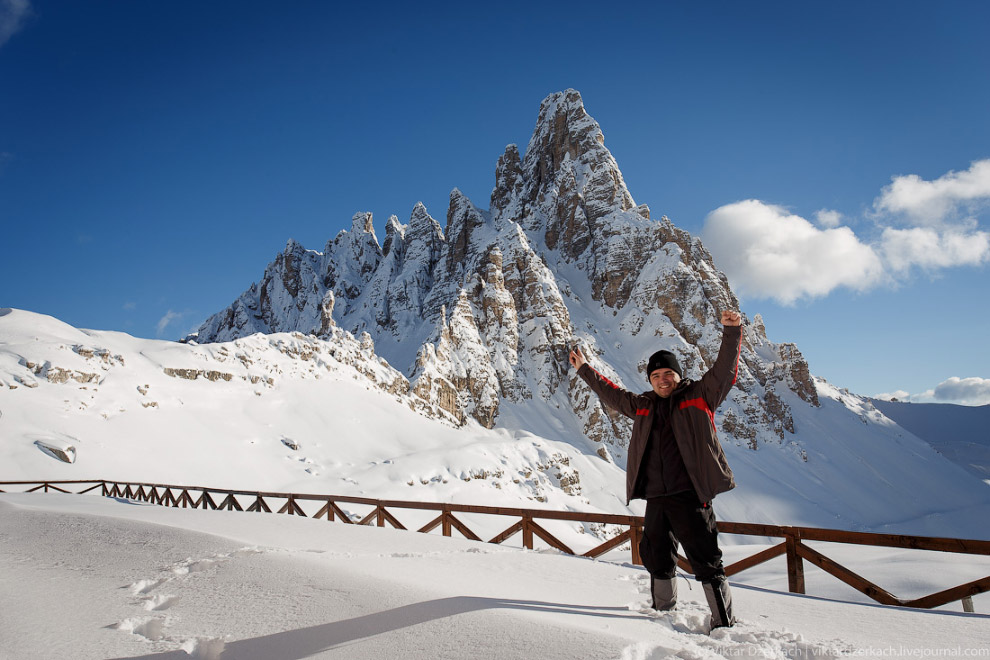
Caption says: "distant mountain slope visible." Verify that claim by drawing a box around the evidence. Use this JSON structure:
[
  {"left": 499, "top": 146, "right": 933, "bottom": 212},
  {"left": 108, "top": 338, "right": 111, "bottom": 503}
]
[{"left": 870, "top": 399, "right": 990, "bottom": 483}]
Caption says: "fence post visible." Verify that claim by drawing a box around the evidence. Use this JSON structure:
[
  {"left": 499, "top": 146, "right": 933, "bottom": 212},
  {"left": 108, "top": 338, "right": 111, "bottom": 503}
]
[
  {"left": 523, "top": 514, "right": 534, "bottom": 550},
  {"left": 442, "top": 505, "right": 452, "bottom": 537},
  {"left": 786, "top": 532, "right": 806, "bottom": 594},
  {"left": 962, "top": 596, "right": 975, "bottom": 613}
]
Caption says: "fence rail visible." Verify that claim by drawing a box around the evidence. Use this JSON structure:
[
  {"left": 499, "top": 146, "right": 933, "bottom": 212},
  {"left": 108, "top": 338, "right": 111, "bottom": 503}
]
[{"left": 3, "top": 479, "right": 988, "bottom": 612}]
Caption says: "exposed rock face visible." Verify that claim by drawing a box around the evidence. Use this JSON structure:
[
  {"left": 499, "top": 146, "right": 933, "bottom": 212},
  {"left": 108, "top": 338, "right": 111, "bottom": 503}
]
[
  {"left": 193, "top": 89, "right": 820, "bottom": 457},
  {"left": 411, "top": 293, "right": 501, "bottom": 427}
]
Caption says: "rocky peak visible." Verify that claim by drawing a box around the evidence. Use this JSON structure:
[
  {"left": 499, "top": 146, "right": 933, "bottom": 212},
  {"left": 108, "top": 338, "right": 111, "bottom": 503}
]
[
  {"left": 401, "top": 203, "right": 445, "bottom": 298},
  {"left": 194, "top": 89, "right": 827, "bottom": 458},
  {"left": 444, "top": 188, "right": 487, "bottom": 278},
  {"left": 491, "top": 144, "right": 526, "bottom": 224},
  {"left": 382, "top": 215, "right": 405, "bottom": 259},
  {"left": 406, "top": 203, "right": 445, "bottom": 261},
  {"left": 276, "top": 239, "right": 307, "bottom": 298},
  {"left": 352, "top": 211, "right": 375, "bottom": 235},
  {"left": 486, "top": 90, "right": 661, "bottom": 319},
  {"left": 517, "top": 90, "right": 637, "bottom": 252},
  {"left": 523, "top": 90, "right": 608, "bottom": 191},
  {"left": 323, "top": 213, "right": 382, "bottom": 295}
]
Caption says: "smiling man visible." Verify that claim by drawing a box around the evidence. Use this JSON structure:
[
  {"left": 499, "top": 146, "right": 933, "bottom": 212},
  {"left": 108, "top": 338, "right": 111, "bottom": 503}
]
[{"left": 569, "top": 310, "right": 743, "bottom": 631}]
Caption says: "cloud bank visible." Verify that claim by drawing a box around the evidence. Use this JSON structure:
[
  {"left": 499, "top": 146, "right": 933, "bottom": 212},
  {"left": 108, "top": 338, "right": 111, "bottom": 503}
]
[
  {"left": 875, "top": 376, "right": 990, "bottom": 407},
  {"left": 701, "top": 201, "right": 883, "bottom": 305},
  {"left": 874, "top": 159, "right": 990, "bottom": 226},
  {"left": 702, "top": 160, "right": 990, "bottom": 304}
]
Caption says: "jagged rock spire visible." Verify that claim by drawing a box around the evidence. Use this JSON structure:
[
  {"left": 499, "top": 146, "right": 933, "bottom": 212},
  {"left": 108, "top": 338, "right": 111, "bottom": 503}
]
[{"left": 492, "top": 90, "right": 638, "bottom": 264}]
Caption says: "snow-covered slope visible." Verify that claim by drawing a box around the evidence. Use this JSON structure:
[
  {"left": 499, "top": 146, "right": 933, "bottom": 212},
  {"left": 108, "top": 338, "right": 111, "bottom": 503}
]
[
  {"left": 2, "top": 306, "right": 989, "bottom": 546},
  {"left": 0, "top": 308, "right": 618, "bottom": 518},
  {"left": 2, "top": 493, "right": 987, "bottom": 660},
  {"left": 870, "top": 398, "right": 990, "bottom": 484}
]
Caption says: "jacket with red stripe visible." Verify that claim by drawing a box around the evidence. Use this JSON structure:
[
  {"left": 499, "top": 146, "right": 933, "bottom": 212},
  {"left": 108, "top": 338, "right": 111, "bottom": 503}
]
[{"left": 577, "top": 324, "right": 742, "bottom": 505}]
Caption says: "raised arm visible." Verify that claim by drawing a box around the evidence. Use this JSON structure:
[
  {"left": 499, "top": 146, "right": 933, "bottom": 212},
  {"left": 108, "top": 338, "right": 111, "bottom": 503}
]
[
  {"left": 571, "top": 346, "right": 644, "bottom": 419},
  {"left": 700, "top": 311, "right": 743, "bottom": 408}
]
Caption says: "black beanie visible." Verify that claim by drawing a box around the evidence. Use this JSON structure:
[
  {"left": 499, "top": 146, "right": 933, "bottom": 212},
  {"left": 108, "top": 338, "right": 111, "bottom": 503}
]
[{"left": 646, "top": 350, "right": 682, "bottom": 380}]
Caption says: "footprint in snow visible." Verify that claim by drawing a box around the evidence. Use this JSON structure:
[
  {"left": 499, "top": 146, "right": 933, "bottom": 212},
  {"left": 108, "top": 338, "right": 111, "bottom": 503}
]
[
  {"left": 142, "top": 593, "right": 181, "bottom": 611},
  {"left": 128, "top": 577, "right": 170, "bottom": 595},
  {"left": 113, "top": 616, "right": 167, "bottom": 642},
  {"left": 171, "top": 557, "right": 224, "bottom": 576},
  {"left": 116, "top": 548, "right": 266, "bottom": 652},
  {"left": 180, "top": 637, "right": 227, "bottom": 660}
]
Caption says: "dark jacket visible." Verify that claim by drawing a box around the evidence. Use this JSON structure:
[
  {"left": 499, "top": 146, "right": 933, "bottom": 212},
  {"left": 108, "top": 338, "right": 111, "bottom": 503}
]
[{"left": 578, "top": 325, "right": 742, "bottom": 504}]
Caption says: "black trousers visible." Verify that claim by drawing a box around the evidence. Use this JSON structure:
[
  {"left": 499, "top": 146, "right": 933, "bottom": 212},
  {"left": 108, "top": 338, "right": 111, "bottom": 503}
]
[{"left": 639, "top": 490, "right": 725, "bottom": 583}]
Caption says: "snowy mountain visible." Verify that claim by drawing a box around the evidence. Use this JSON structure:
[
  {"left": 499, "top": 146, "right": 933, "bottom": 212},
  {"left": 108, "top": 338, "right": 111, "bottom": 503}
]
[
  {"left": 870, "top": 398, "right": 990, "bottom": 484},
  {"left": 193, "top": 91, "right": 825, "bottom": 461},
  {"left": 3, "top": 91, "right": 989, "bottom": 545}
]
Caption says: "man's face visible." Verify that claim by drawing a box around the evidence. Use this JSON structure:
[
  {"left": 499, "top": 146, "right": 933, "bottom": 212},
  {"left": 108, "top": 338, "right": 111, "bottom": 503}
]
[{"left": 649, "top": 368, "right": 681, "bottom": 398}]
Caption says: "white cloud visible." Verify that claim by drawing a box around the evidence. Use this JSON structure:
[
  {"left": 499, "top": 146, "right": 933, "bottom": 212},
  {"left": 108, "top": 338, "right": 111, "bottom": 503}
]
[
  {"left": 932, "top": 377, "right": 990, "bottom": 406},
  {"left": 703, "top": 161, "right": 990, "bottom": 303},
  {"left": 701, "top": 200, "right": 884, "bottom": 304},
  {"left": 0, "top": 0, "right": 30, "bottom": 48},
  {"left": 879, "top": 226, "right": 990, "bottom": 273},
  {"left": 875, "top": 377, "right": 990, "bottom": 407},
  {"left": 814, "top": 209, "right": 843, "bottom": 228},
  {"left": 874, "top": 159, "right": 990, "bottom": 226},
  {"left": 873, "top": 390, "right": 913, "bottom": 402}
]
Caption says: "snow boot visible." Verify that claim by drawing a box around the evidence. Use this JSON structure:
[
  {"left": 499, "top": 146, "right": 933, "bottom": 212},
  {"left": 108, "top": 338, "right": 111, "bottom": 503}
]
[
  {"left": 703, "top": 576, "right": 735, "bottom": 630},
  {"left": 651, "top": 576, "right": 677, "bottom": 611}
]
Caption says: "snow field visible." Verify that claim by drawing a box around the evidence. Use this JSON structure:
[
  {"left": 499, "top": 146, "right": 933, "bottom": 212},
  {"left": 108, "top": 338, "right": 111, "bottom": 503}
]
[{"left": 1, "top": 493, "right": 987, "bottom": 660}]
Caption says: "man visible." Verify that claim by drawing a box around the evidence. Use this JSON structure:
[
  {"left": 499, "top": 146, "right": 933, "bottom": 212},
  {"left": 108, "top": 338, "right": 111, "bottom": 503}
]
[{"left": 568, "top": 310, "right": 742, "bottom": 630}]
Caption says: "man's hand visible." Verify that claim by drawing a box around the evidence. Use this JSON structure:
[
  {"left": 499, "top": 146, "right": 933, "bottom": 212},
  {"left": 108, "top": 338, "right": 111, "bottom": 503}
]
[
  {"left": 721, "top": 310, "right": 742, "bottom": 326},
  {"left": 569, "top": 346, "right": 587, "bottom": 370}
]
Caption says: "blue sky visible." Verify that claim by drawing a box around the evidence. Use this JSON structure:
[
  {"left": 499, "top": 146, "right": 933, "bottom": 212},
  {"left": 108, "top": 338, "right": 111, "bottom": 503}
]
[{"left": 2, "top": 0, "right": 989, "bottom": 404}]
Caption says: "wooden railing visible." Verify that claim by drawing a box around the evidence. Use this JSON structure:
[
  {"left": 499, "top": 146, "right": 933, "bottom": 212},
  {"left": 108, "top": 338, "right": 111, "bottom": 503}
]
[{"left": 2, "top": 479, "right": 988, "bottom": 612}]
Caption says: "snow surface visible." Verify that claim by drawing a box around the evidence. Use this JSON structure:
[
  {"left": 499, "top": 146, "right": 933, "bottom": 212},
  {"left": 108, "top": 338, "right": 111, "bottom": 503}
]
[
  {"left": 870, "top": 399, "right": 990, "bottom": 484},
  {"left": 1, "top": 492, "right": 987, "bottom": 660}
]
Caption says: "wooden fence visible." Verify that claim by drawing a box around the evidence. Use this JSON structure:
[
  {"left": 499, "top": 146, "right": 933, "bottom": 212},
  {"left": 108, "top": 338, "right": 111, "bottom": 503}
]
[{"left": 2, "top": 479, "right": 988, "bottom": 612}]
